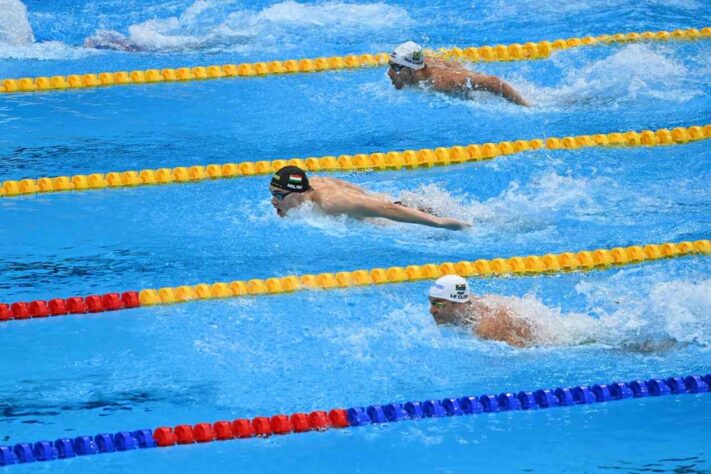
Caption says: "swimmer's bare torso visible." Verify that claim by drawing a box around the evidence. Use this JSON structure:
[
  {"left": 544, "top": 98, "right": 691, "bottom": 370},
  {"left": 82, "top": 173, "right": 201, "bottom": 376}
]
[
  {"left": 464, "top": 298, "right": 534, "bottom": 348},
  {"left": 274, "top": 176, "right": 469, "bottom": 230},
  {"left": 388, "top": 57, "right": 530, "bottom": 106}
]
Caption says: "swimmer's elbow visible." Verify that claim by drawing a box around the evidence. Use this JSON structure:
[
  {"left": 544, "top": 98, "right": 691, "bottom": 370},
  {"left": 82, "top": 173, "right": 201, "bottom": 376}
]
[
  {"left": 353, "top": 200, "right": 396, "bottom": 219},
  {"left": 507, "top": 338, "right": 526, "bottom": 348},
  {"left": 382, "top": 202, "right": 415, "bottom": 219}
]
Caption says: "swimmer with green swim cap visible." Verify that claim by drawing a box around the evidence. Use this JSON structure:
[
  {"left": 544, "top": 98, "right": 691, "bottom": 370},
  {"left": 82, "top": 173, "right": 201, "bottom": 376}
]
[
  {"left": 269, "top": 166, "right": 470, "bottom": 230},
  {"left": 388, "top": 41, "right": 531, "bottom": 106},
  {"left": 429, "top": 275, "right": 534, "bottom": 347}
]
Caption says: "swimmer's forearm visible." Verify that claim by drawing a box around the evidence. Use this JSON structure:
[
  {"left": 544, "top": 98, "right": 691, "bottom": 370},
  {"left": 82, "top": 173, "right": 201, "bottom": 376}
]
[
  {"left": 379, "top": 203, "right": 446, "bottom": 227},
  {"left": 499, "top": 82, "right": 530, "bottom": 107},
  {"left": 374, "top": 203, "right": 468, "bottom": 230},
  {"left": 354, "top": 200, "right": 445, "bottom": 227},
  {"left": 337, "top": 197, "right": 468, "bottom": 229},
  {"left": 473, "top": 75, "right": 530, "bottom": 106}
]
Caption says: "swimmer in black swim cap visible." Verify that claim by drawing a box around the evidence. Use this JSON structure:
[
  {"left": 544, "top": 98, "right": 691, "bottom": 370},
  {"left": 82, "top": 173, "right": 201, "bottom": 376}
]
[{"left": 268, "top": 166, "right": 470, "bottom": 230}]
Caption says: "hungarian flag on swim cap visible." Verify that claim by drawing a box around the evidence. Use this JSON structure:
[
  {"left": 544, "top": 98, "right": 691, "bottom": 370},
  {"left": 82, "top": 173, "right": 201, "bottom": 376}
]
[{"left": 271, "top": 165, "right": 310, "bottom": 192}]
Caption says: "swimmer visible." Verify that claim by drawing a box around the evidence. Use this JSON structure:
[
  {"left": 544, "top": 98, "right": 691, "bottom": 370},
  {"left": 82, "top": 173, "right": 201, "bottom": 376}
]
[
  {"left": 269, "top": 166, "right": 470, "bottom": 230},
  {"left": 83, "top": 30, "right": 142, "bottom": 52},
  {"left": 429, "top": 275, "right": 534, "bottom": 347},
  {"left": 428, "top": 275, "right": 688, "bottom": 351},
  {"left": 388, "top": 41, "right": 531, "bottom": 106}
]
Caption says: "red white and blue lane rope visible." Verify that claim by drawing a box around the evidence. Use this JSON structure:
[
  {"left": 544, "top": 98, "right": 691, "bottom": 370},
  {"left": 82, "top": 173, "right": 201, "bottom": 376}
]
[{"left": 1, "top": 374, "right": 708, "bottom": 467}]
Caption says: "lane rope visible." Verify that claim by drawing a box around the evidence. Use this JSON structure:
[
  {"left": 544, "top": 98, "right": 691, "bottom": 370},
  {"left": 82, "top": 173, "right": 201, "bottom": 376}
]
[
  {"left": 1, "top": 124, "right": 708, "bottom": 198},
  {"left": 1, "top": 239, "right": 708, "bottom": 323},
  {"left": 0, "top": 27, "right": 708, "bottom": 94},
  {"left": 2, "top": 373, "right": 708, "bottom": 466}
]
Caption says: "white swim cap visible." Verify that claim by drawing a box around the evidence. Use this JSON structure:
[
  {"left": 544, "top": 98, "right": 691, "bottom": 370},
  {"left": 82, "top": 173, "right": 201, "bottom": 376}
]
[
  {"left": 390, "top": 41, "right": 425, "bottom": 70},
  {"left": 429, "top": 275, "right": 470, "bottom": 303}
]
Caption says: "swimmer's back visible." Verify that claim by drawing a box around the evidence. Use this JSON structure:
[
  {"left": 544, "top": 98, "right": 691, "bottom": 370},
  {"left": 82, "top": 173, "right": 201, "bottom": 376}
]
[{"left": 310, "top": 176, "right": 368, "bottom": 195}]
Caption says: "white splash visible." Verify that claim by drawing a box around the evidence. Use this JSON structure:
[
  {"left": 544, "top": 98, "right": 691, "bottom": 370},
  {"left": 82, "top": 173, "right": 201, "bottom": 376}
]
[
  {"left": 578, "top": 277, "right": 711, "bottom": 349},
  {"left": 0, "top": 41, "right": 93, "bottom": 60},
  {"left": 251, "top": 199, "right": 354, "bottom": 237},
  {"left": 0, "top": 0, "right": 96, "bottom": 59},
  {"left": 0, "top": 0, "right": 34, "bottom": 45},
  {"left": 84, "top": 0, "right": 412, "bottom": 52},
  {"left": 285, "top": 200, "right": 353, "bottom": 236},
  {"left": 398, "top": 173, "right": 607, "bottom": 237},
  {"left": 467, "top": 293, "right": 602, "bottom": 347},
  {"left": 518, "top": 44, "right": 701, "bottom": 107}
]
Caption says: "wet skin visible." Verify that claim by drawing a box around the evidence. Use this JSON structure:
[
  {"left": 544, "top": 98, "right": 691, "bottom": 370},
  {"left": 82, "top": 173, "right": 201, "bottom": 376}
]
[
  {"left": 270, "top": 185, "right": 306, "bottom": 217},
  {"left": 429, "top": 297, "right": 464, "bottom": 325}
]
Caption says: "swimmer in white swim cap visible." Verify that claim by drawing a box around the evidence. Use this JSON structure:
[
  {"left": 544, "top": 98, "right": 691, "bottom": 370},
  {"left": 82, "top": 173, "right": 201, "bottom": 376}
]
[
  {"left": 429, "top": 275, "right": 534, "bottom": 347},
  {"left": 388, "top": 41, "right": 531, "bottom": 106}
]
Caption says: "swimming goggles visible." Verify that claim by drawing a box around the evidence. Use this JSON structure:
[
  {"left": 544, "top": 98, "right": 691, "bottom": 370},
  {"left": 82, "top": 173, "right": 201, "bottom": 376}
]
[
  {"left": 430, "top": 300, "right": 448, "bottom": 309},
  {"left": 271, "top": 190, "right": 294, "bottom": 201},
  {"left": 389, "top": 62, "right": 406, "bottom": 73}
]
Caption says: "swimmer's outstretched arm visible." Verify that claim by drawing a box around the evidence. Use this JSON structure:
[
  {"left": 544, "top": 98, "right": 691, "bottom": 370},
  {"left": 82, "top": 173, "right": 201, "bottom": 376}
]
[
  {"left": 330, "top": 195, "right": 470, "bottom": 230},
  {"left": 467, "top": 74, "right": 531, "bottom": 107}
]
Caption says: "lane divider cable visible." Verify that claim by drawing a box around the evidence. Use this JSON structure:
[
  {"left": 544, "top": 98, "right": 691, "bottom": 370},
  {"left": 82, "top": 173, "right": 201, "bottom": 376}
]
[
  {"left": 1, "top": 239, "right": 708, "bottom": 323},
  {"left": 1, "top": 124, "right": 708, "bottom": 198},
  {"left": 1, "top": 373, "right": 708, "bottom": 466},
  {"left": 0, "top": 27, "right": 708, "bottom": 94}
]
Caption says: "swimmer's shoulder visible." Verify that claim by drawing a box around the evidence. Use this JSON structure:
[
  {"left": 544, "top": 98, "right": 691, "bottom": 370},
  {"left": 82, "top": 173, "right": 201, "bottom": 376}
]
[
  {"left": 426, "top": 57, "right": 468, "bottom": 70},
  {"left": 312, "top": 177, "right": 369, "bottom": 196},
  {"left": 308, "top": 177, "right": 353, "bottom": 206},
  {"left": 310, "top": 176, "right": 347, "bottom": 189}
]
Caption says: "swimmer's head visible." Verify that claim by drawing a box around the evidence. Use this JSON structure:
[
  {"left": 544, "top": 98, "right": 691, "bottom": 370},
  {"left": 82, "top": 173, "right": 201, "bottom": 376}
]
[
  {"left": 390, "top": 41, "right": 425, "bottom": 70},
  {"left": 388, "top": 41, "right": 425, "bottom": 89},
  {"left": 428, "top": 275, "right": 470, "bottom": 324},
  {"left": 269, "top": 166, "right": 312, "bottom": 217}
]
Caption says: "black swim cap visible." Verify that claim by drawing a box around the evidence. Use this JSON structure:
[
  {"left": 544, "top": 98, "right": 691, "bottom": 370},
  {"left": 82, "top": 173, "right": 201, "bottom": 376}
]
[{"left": 270, "top": 166, "right": 311, "bottom": 192}]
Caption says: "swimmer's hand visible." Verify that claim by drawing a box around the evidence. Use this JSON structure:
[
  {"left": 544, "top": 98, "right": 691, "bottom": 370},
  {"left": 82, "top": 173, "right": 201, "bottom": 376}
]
[{"left": 438, "top": 217, "right": 471, "bottom": 231}]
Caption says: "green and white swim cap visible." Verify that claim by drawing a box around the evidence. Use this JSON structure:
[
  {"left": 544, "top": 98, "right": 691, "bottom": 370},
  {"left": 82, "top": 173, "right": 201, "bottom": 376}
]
[
  {"left": 390, "top": 41, "right": 425, "bottom": 70},
  {"left": 429, "top": 275, "right": 470, "bottom": 303}
]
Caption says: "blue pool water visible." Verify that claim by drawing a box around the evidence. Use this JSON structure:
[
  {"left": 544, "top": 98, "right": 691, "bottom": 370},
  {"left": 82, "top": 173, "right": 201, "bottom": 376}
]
[{"left": 1, "top": 0, "right": 710, "bottom": 472}]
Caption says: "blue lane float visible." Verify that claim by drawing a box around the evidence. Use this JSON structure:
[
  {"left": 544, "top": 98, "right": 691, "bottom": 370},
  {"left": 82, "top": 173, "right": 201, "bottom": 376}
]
[
  {"left": 516, "top": 391, "right": 537, "bottom": 409},
  {"left": 442, "top": 398, "right": 463, "bottom": 416},
  {"left": 572, "top": 386, "right": 596, "bottom": 404},
  {"left": 0, "top": 430, "right": 156, "bottom": 467},
  {"left": 1, "top": 374, "right": 709, "bottom": 467},
  {"left": 461, "top": 396, "right": 483, "bottom": 414},
  {"left": 383, "top": 403, "right": 407, "bottom": 421},
  {"left": 341, "top": 374, "right": 710, "bottom": 429}
]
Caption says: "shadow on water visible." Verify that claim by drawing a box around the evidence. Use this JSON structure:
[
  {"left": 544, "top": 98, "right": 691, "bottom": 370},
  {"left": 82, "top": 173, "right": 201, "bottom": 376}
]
[
  {"left": 599, "top": 455, "right": 709, "bottom": 473},
  {"left": 0, "top": 379, "right": 217, "bottom": 438}
]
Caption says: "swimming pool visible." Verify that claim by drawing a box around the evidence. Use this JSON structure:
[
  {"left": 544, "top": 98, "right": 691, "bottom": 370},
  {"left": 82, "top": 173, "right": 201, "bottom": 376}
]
[{"left": 1, "top": 0, "right": 710, "bottom": 471}]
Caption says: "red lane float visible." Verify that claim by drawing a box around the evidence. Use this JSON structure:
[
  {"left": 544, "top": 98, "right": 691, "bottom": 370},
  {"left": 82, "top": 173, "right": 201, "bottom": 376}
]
[
  {"left": 4, "top": 375, "right": 709, "bottom": 467},
  {"left": 10, "top": 303, "right": 29, "bottom": 319},
  {"left": 0, "top": 292, "right": 140, "bottom": 322},
  {"left": 232, "top": 419, "right": 255, "bottom": 439},
  {"left": 152, "top": 409, "right": 348, "bottom": 448},
  {"left": 213, "top": 421, "right": 233, "bottom": 440},
  {"left": 48, "top": 298, "right": 68, "bottom": 315},
  {"left": 1, "top": 239, "right": 708, "bottom": 325},
  {"left": 29, "top": 301, "right": 50, "bottom": 318},
  {"left": 0, "top": 304, "right": 11, "bottom": 321}
]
